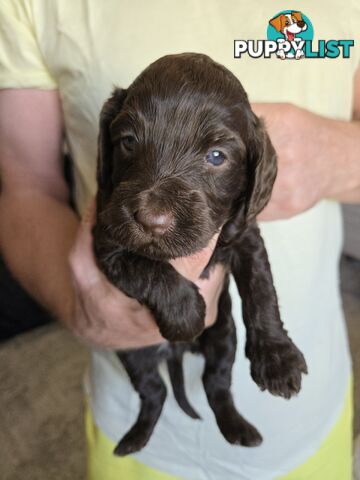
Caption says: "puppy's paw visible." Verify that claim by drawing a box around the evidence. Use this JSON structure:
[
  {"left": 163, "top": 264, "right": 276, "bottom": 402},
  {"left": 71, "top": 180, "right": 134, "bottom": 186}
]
[
  {"left": 157, "top": 283, "right": 206, "bottom": 342},
  {"left": 247, "top": 338, "right": 308, "bottom": 399},
  {"left": 113, "top": 431, "right": 149, "bottom": 457},
  {"left": 219, "top": 412, "right": 262, "bottom": 447}
]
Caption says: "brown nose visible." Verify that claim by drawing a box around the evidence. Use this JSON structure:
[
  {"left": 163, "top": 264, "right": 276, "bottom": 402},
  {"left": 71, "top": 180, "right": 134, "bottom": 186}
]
[
  {"left": 134, "top": 209, "right": 173, "bottom": 236},
  {"left": 297, "top": 20, "right": 305, "bottom": 28}
]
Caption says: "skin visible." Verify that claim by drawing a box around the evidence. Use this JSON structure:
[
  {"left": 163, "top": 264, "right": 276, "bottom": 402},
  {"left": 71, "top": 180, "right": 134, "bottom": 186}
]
[
  {"left": 256, "top": 66, "right": 360, "bottom": 220},
  {"left": 0, "top": 67, "right": 359, "bottom": 349}
]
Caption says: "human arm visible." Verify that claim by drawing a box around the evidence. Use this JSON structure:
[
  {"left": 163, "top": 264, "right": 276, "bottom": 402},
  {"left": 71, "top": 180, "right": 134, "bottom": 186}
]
[
  {"left": 253, "top": 65, "right": 360, "bottom": 221},
  {"left": 0, "top": 89, "right": 78, "bottom": 323},
  {"left": 0, "top": 88, "right": 223, "bottom": 349}
]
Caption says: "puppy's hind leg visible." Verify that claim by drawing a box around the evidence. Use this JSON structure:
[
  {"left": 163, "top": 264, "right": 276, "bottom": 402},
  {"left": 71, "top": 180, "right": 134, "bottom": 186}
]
[
  {"left": 200, "top": 282, "right": 262, "bottom": 447},
  {"left": 114, "top": 348, "right": 167, "bottom": 456}
]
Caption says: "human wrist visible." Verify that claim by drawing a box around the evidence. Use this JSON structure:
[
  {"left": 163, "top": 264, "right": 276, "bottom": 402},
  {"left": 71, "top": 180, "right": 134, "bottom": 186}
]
[{"left": 0, "top": 191, "right": 80, "bottom": 327}]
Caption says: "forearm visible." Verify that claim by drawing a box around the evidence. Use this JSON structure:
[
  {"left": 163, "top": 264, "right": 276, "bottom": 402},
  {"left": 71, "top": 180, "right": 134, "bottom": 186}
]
[
  {"left": 253, "top": 102, "right": 360, "bottom": 221},
  {"left": 0, "top": 190, "right": 79, "bottom": 323},
  {"left": 320, "top": 118, "right": 360, "bottom": 203},
  {"left": 334, "top": 185, "right": 360, "bottom": 203}
]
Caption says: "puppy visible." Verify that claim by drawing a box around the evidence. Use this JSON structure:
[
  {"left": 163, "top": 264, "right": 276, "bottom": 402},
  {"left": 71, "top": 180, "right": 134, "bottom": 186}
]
[
  {"left": 93, "top": 53, "right": 307, "bottom": 456},
  {"left": 269, "top": 11, "right": 308, "bottom": 59}
]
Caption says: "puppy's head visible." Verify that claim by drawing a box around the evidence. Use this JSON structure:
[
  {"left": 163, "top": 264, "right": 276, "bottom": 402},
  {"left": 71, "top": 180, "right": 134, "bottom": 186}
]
[
  {"left": 269, "top": 12, "right": 307, "bottom": 38},
  {"left": 95, "top": 53, "right": 276, "bottom": 260}
]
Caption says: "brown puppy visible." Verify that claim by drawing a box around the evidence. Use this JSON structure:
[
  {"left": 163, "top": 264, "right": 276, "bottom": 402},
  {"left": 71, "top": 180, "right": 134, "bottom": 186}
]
[{"left": 93, "top": 53, "right": 307, "bottom": 456}]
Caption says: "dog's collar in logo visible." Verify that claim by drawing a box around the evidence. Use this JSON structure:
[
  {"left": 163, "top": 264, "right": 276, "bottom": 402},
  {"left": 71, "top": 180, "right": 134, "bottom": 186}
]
[{"left": 234, "top": 10, "right": 354, "bottom": 60}]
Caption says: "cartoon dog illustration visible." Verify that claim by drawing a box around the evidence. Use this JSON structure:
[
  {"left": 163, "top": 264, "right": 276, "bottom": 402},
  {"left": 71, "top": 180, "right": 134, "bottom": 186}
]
[{"left": 269, "top": 11, "right": 307, "bottom": 59}]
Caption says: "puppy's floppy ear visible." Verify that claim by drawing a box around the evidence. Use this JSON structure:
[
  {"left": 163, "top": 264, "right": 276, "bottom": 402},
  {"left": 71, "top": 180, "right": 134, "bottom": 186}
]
[
  {"left": 269, "top": 14, "right": 284, "bottom": 32},
  {"left": 220, "top": 111, "right": 276, "bottom": 245},
  {"left": 97, "top": 87, "right": 127, "bottom": 195},
  {"left": 291, "top": 11, "right": 302, "bottom": 22},
  {"left": 244, "top": 112, "right": 277, "bottom": 223}
]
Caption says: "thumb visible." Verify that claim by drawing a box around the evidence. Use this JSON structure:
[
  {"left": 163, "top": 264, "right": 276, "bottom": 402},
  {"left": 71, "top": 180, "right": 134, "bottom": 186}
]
[
  {"left": 82, "top": 198, "right": 96, "bottom": 225},
  {"left": 170, "top": 231, "right": 220, "bottom": 281},
  {"left": 69, "top": 198, "right": 102, "bottom": 288}
]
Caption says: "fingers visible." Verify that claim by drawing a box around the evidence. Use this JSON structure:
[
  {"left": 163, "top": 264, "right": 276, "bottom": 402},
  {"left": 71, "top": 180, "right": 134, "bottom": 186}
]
[
  {"left": 82, "top": 198, "right": 96, "bottom": 224},
  {"left": 170, "top": 230, "right": 221, "bottom": 281},
  {"left": 196, "top": 263, "right": 225, "bottom": 308},
  {"left": 68, "top": 198, "right": 102, "bottom": 289},
  {"left": 72, "top": 291, "right": 166, "bottom": 350},
  {"left": 196, "top": 263, "right": 225, "bottom": 328}
]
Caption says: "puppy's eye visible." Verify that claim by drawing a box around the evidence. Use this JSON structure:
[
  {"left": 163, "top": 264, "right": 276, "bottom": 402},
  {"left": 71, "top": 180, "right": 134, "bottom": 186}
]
[
  {"left": 120, "top": 135, "right": 136, "bottom": 151},
  {"left": 285, "top": 19, "right": 290, "bottom": 26},
  {"left": 205, "top": 149, "right": 226, "bottom": 166}
]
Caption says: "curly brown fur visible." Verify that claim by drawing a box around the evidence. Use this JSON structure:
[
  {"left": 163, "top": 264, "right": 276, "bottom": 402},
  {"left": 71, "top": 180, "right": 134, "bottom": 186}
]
[{"left": 93, "top": 53, "right": 307, "bottom": 456}]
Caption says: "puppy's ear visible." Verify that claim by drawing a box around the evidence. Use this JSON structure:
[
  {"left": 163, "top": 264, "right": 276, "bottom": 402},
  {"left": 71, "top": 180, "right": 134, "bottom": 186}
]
[
  {"left": 291, "top": 11, "right": 302, "bottom": 22},
  {"left": 97, "top": 87, "right": 127, "bottom": 195},
  {"left": 269, "top": 14, "right": 283, "bottom": 32},
  {"left": 220, "top": 111, "right": 276, "bottom": 245},
  {"left": 244, "top": 113, "right": 277, "bottom": 223}
]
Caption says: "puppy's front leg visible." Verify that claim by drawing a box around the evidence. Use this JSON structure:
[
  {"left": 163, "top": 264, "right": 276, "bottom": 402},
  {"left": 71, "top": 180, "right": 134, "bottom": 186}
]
[
  {"left": 200, "top": 280, "right": 262, "bottom": 447},
  {"left": 94, "top": 242, "right": 205, "bottom": 342},
  {"left": 231, "top": 224, "right": 307, "bottom": 398}
]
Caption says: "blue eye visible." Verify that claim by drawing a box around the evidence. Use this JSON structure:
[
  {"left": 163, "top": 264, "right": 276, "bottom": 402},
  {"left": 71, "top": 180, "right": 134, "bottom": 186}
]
[
  {"left": 205, "top": 149, "right": 226, "bottom": 166},
  {"left": 120, "top": 135, "right": 136, "bottom": 151}
]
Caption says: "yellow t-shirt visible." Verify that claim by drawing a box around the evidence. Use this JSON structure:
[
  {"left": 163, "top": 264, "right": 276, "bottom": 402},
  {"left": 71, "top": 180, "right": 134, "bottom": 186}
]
[{"left": 0, "top": 1, "right": 359, "bottom": 478}]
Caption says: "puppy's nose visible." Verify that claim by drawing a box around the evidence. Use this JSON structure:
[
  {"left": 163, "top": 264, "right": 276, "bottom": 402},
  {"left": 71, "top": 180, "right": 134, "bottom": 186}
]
[
  {"left": 134, "top": 209, "right": 173, "bottom": 236},
  {"left": 297, "top": 20, "right": 305, "bottom": 28}
]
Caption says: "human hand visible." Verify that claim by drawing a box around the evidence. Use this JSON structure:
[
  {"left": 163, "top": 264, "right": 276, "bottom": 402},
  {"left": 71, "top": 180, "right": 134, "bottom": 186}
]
[
  {"left": 170, "top": 233, "right": 225, "bottom": 330},
  {"left": 68, "top": 200, "right": 224, "bottom": 350},
  {"left": 252, "top": 103, "right": 336, "bottom": 221}
]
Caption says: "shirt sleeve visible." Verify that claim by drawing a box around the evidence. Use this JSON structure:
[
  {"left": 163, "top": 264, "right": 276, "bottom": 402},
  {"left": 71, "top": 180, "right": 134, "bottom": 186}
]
[{"left": 0, "top": 0, "right": 57, "bottom": 89}]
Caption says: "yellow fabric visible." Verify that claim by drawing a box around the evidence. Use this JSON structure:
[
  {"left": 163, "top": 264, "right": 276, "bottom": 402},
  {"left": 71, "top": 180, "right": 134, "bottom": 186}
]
[
  {"left": 86, "top": 379, "right": 353, "bottom": 480},
  {"left": 277, "top": 377, "right": 353, "bottom": 480},
  {"left": 0, "top": 0, "right": 56, "bottom": 89}
]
